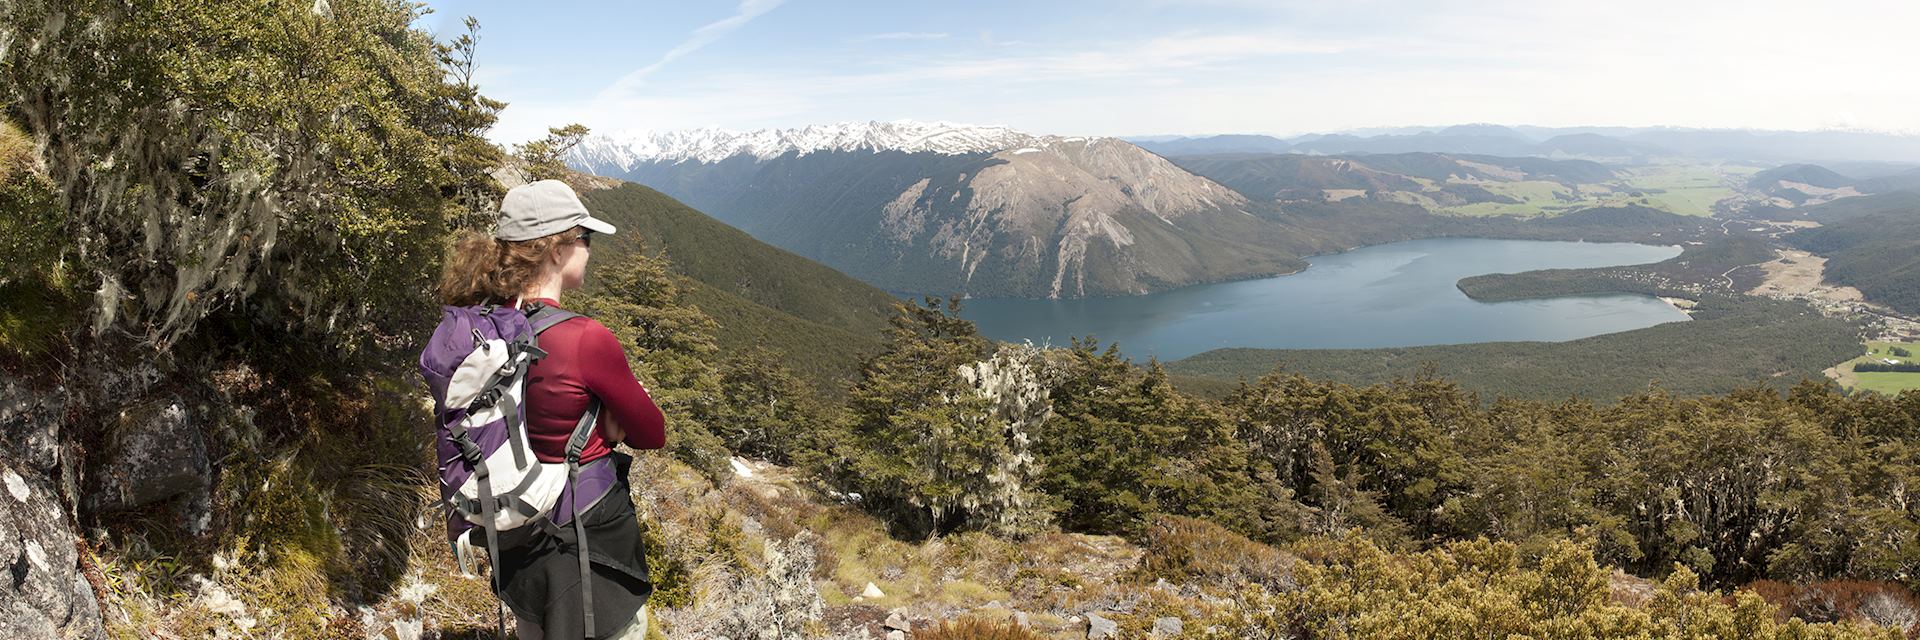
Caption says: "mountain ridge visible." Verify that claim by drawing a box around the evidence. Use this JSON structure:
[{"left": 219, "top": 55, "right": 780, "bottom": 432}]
[
  {"left": 573, "top": 120, "right": 1103, "bottom": 167},
  {"left": 1133, "top": 125, "right": 1920, "bottom": 163},
  {"left": 571, "top": 129, "right": 1312, "bottom": 299},
  {"left": 575, "top": 181, "right": 901, "bottom": 387}
]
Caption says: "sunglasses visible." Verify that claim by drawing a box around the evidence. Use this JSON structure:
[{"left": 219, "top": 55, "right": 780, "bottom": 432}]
[{"left": 573, "top": 230, "right": 594, "bottom": 248}]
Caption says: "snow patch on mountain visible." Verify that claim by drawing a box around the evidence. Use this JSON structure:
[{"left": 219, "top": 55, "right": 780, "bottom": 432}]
[{"left": 570, "top": 120, "right": 1110, "bottom": 170}]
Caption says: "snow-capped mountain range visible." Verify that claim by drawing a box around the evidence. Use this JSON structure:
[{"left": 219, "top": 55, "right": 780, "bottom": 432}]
[
  {"left": 567, "top": 119, "right": 1305, "bottom": 298},
  {"left": 570, "top": 120, "right": 1104, "bottom": 169}
]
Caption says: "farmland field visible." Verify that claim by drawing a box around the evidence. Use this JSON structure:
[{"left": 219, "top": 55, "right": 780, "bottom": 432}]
[
  {"left": 1831, "top": 340, "right": 1920, "bottom": 395},
  {"left": 1606, "top": 165, "right": 1756, "bottom": 217},
  {"left": 1434, "top": 165, "right": 1757, "bottom": 218}
]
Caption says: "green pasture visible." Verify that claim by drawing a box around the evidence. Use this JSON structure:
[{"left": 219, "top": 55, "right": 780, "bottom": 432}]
[{"left": 1836, "top": 340, "right": 1920, "bottom": 395}]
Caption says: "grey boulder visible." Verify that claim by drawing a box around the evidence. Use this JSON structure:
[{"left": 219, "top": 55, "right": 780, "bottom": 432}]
[
  {"left": 85, "top": 400, "right": 210, "bottom": 515},
  {"left": 1087, "top": 611, "right": 1118, "bottom": 639}
]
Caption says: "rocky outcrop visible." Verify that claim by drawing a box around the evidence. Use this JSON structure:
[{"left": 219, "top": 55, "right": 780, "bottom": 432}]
[
  {"left": 1086, "top": 611, "right": 1119, "bottom": 639},
  {"left": 0, "top": 459, "right": 104, "bottom": 639},
  {"left": 0, "top": 375, "right": 106, "bottom": 639},
  {"left": 1, "top": 371, "right": 72, "bottom": 504},
  {"left": 1, "top": 359, "right": 177, "bottom": 638}
]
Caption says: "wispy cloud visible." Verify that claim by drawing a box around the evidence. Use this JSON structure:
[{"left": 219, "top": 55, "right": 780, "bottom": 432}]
[
  {"left": 596, "top": 0, "right": 786, "bottom": 98},
  {"left": 853, "top": 31, "right": 949, "bottom": 41},
  {"left": 493, "top": 29, "right": 1340, "bottom": 141},
  {"left": 488, "top": 0, "right": 1920, "bottom": 143},
  {"left": 501, "top": 27, "right": 1373, "bottom": 142}
]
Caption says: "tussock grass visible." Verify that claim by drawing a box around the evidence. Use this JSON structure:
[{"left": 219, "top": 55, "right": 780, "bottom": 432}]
[{"left": 918, "top": 616, "right": 1050, "bottom": 640}]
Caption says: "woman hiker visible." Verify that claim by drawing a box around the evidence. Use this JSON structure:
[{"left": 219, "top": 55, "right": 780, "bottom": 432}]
[{"left": 438, "top": 179, "right": 666, "bottom": 639}]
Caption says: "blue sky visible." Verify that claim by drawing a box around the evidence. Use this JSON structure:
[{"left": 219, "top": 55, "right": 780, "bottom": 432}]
[{"left": 414, "top": 0, "right": 1920, "bottom": 144}]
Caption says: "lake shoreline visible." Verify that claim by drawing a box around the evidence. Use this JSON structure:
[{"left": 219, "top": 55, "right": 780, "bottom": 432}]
[
  {"left": 926, "top": 236, "right": 1682, "bottom": 303},
  {"left": 955, "top": 238, "right": 1689, "bottom": 361}
]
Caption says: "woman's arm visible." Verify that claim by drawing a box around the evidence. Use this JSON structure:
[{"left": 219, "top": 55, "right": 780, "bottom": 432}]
[
  {"left": 577, "top": 322, "right": 667, "bottom": 450},
  {"left": 599, "top": 412, "right": 625, "bottom": 443}
]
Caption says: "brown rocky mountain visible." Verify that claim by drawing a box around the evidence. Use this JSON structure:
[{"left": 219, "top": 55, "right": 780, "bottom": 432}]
[{"left": 571, "top": 122, "right": 1307, "bottom": 298}]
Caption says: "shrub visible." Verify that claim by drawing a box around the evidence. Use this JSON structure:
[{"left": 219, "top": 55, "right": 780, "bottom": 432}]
[
  {"left": 697, "top": 533, "right": 825, "bottom": 640},
  {"left": 1192, "top": 536, "right": 1906, "bottom": 640},
  {"left": 1133, "top": 515, "right": 1296, "bottom": 590},
  {"left": 918, "top": 616, "right": 1048, "bottom": 640},
  {"left": 1038, "top": 341, "right": 1297, "bottom": 541},
  {"left": 1747, "top": 580, "right": 1920, "bottom": 633}
]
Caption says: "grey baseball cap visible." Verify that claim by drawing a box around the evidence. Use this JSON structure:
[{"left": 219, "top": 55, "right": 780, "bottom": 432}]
[{"left": 493, "top": 179, "right": 617, "bottom": 241}]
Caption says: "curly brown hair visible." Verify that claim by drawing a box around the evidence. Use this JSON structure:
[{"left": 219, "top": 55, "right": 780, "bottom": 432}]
[{"left": 436, "top": 229, "right": 575, "bottom": 306}]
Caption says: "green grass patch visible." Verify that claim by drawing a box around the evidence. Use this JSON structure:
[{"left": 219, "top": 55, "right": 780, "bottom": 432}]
[
  {"left": 1437, "top": 165, "right": 1756, "bottom": 219},
  {"left": 1836, "top": 341, "right": 1920, "bottom": 395},
  {"left": 1603, "top": 165, "right": 1756, "bottom": 217},
  {"left": 1853, "top": 372, "right": 1920, "bottom": 395},
  {"left": 1865, "top": 341, "right": 1919, "bottom": 363},
  {"left": 1492, "top": 180, "right": 1578, "bottom": 201},
  {"left": 0, "top": 276, "right": 80, "bottom": 360},
  {"left": 1441, "top": 180, "right": 1583, "bottom": 217}
]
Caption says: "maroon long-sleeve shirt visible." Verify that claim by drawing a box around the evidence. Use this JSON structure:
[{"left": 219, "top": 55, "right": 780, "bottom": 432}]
[{"left": 523, "top": 298, "right": 666, "bottom": 463}]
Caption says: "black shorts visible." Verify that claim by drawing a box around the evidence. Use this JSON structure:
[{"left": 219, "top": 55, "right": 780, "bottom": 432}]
[{"left": 494, "top": 452, "right": 653, "bottom": 639}]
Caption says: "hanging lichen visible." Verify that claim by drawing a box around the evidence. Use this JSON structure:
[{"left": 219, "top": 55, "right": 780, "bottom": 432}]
[
  {"left": 954, "top": 341, "right": 1056, "bottom": 538},
  {"left": 0, "top": 0, "right": 504, "bottom": 352}
]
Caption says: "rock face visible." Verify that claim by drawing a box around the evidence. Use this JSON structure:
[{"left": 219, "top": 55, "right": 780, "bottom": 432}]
[
  {"left": 0, "top": 461, "right": 105, "bottom": 639},
  {"left": 1, "top": 362, "right": 159, "bottom": 640},
  {"left": 1, "top": 379, "right": 66, "bottom": 480},
  {"left": 882, "top": 609, "right": 911, "bottom": 640},
  {"left": 877, "top": 138, "right": 1256, "bottom": 299}
]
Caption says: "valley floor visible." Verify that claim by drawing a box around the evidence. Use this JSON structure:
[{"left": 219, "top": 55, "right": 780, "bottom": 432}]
[{"left": 1739, "top": 244, "right": 1920, "bottom": 396}]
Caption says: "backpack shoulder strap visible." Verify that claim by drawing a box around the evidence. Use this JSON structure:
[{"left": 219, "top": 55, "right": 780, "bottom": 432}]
[
  {"left": 565, "top": 398, "right": 602, "bottom": 637},
  {"left": 527, "top": 304, "right": 583, "bottom": 336}
]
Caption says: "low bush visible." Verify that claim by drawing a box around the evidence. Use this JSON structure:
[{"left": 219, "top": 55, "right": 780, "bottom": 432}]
[
  {"left": 1132, "top": 515, "right": 1296, "bottom": 590},
  {"left": 918, "top": 616, "right": 1049, "bottom": 640}
]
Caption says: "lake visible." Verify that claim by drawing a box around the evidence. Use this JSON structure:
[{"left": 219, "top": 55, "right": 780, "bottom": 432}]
[{"left": 955, "top": 238, "right": 1690, "bottom": 361}]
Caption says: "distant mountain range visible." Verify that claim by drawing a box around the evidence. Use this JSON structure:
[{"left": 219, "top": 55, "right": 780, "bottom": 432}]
[
  {"left": 567, "top": 120, "right": 1872, "bottom": 299},
  {"left": 574, "top": 120, "right": 1048, "bottom": 165},
  {"left": 1133, "top": 124, "right": 1920, "bottom": 165},
  {"left": 572, "top": 121, "right": 1321, "bottom": 298}
]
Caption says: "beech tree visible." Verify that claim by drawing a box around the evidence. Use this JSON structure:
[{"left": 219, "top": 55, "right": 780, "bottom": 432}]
[
  {"left": 1, "top": 0, "right": 504, "bottom": 351},
  {"left": 830, "top": 298, "right": 1058, "bottom": 537}
]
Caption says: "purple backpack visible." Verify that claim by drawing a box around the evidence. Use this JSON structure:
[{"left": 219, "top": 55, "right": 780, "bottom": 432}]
[{"left": 419, "top": 302, "right": 620, "bottom": 637}]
